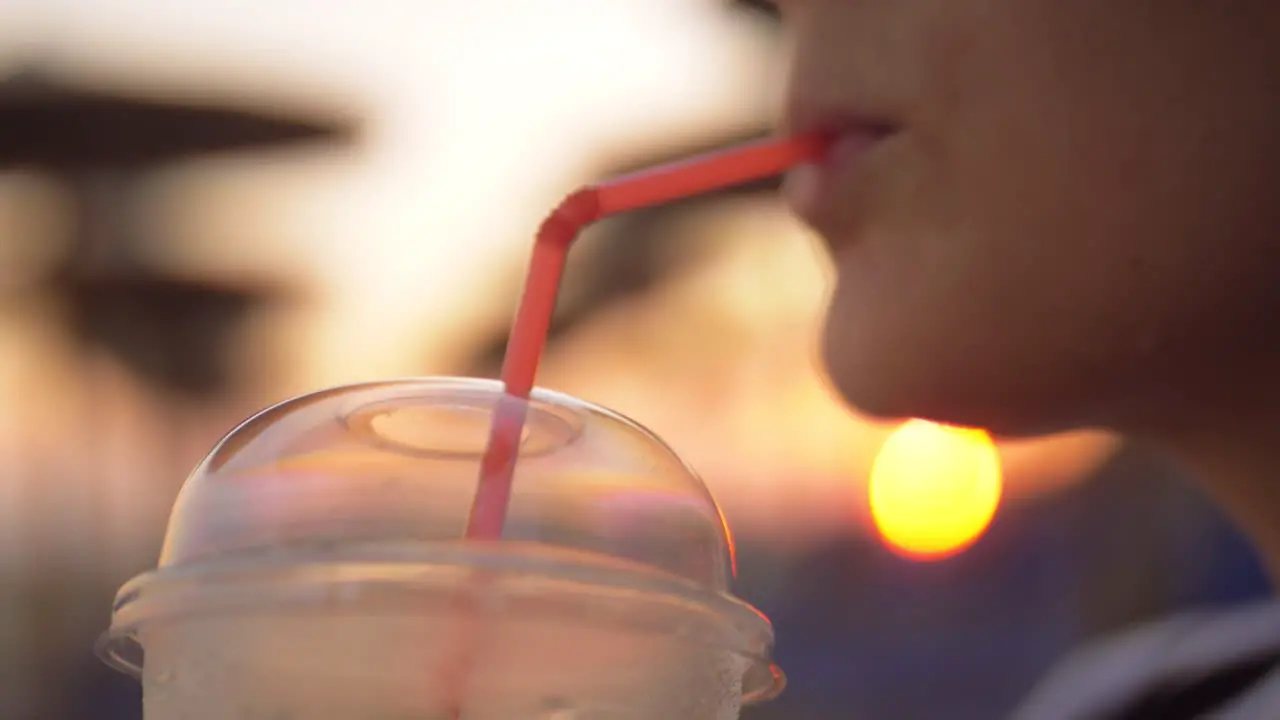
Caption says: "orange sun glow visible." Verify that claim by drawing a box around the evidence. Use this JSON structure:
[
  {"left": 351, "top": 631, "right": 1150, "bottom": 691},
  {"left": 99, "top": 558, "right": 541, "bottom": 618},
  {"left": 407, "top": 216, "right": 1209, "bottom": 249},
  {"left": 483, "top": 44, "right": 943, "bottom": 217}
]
[{"left": 868, "top": 420, "right": 1003, "bottom": 560}]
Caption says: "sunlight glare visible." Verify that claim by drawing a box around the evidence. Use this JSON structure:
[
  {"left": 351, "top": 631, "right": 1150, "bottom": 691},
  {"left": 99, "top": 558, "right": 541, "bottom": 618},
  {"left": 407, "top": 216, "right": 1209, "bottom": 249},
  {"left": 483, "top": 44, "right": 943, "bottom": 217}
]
[{"left": 868, "top": 420, "right": 1002, "bottom": 560}]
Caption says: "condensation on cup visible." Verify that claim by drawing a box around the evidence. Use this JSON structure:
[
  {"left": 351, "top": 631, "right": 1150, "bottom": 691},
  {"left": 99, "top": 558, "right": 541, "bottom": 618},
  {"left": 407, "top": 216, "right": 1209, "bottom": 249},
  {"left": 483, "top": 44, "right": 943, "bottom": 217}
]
[{"left": 99, "top": 377, "right": 784, "bottom": 719}]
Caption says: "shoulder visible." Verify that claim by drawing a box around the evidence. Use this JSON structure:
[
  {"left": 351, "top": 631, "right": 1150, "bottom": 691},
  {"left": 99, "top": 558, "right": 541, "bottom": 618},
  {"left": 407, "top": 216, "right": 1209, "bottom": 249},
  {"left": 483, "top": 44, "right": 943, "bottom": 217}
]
[{"left": 1012, "top": 601, "right": 1280, "bottom": 719}]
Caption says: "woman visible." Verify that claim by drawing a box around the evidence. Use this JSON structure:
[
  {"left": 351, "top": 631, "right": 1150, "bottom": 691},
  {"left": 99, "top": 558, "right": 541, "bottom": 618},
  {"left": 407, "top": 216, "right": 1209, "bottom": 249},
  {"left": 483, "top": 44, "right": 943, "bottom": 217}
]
[{"left": 774, "top": 1, "right": 1280, "bottom": 717}]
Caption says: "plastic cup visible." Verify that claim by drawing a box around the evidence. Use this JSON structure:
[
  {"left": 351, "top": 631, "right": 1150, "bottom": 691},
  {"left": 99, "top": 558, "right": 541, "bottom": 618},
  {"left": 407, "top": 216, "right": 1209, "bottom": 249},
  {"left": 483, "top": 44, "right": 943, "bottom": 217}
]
[{"left": 100, "top": 377, "right": 783, "bottom": 719}]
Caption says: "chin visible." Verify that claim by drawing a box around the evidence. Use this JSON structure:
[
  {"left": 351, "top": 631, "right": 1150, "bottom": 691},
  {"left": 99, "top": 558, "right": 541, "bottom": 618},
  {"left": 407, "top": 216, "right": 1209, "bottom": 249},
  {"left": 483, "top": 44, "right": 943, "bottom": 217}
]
[
  {"left": 827, "top": 375, "right": 1073, "bottom": 438},
  {"left": 820, "top": 334, "right": 1088, "bottom": 439}
]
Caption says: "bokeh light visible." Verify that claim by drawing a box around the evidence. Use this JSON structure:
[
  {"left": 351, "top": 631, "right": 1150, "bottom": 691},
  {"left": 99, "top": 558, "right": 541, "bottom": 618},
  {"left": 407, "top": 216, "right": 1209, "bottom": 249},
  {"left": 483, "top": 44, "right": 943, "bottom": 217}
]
[{"left": 869, "top": 420, "right": 1003, "bottom": 560}]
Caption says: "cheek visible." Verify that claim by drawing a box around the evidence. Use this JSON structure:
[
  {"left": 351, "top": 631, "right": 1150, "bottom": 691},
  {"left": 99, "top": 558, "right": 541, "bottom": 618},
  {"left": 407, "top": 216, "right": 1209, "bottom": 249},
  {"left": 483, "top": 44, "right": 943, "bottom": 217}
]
[{"left": 905, "top": 0, "right": 1271, "bottom": 336}]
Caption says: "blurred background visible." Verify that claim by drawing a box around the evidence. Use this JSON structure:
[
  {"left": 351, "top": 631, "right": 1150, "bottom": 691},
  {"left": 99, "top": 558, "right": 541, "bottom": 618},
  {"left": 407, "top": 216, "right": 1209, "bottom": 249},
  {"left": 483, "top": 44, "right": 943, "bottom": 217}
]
[{"left": 0, "top": 1, "right": 1270, "bottom": 718}]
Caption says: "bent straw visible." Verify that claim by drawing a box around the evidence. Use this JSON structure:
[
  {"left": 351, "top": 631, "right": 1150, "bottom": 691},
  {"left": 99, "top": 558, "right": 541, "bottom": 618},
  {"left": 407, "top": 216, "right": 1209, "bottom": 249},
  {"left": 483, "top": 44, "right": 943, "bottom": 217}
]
[
  {"left": 465, "top": 131, "right": 830, "bottom": 541},
  {"left": 441, "top": 132, "right": 829, "bottom": 717}
]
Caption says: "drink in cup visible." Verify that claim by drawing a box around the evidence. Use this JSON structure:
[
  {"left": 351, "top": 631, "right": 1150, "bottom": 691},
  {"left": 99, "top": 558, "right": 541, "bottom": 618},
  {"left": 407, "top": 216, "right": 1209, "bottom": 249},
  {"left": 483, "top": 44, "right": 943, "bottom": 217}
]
[
  {"left": 99, "top": 378, "right": 784, "bottom": 718},
  {"left": 100, "top": 133, "right": 826, "bottom": 718}
]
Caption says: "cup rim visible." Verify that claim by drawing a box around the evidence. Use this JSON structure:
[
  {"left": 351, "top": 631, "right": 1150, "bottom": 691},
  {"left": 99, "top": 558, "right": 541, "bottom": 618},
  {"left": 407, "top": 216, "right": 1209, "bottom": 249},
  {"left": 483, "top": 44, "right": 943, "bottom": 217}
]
[{"left": 99, "top": 541, "right": 786, "bottom": 704}]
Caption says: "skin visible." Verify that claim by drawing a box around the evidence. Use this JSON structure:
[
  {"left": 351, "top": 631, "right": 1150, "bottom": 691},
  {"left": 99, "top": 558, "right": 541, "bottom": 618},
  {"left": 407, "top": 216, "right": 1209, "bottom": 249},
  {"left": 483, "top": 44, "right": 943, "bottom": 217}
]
[{"left": 774, "top": 0, "right": 1280, "bottom": 577}]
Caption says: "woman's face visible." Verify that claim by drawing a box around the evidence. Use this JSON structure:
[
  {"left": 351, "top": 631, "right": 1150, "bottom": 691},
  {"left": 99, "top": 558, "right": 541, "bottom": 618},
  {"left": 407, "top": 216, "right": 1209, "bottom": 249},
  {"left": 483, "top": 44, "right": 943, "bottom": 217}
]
[{"left": 778, "top": 0, "right": 1280, "bottom": 436}]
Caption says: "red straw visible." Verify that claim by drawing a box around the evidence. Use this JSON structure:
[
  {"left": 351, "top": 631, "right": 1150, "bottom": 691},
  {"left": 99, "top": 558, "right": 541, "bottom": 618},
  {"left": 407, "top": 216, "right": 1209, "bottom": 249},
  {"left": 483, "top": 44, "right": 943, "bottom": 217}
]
[
  {"left": 464, "top": 132, "right": 830, "bottom": 541},
  {"left": 441, "top": 132, "right": 829, "bottom": 716}
]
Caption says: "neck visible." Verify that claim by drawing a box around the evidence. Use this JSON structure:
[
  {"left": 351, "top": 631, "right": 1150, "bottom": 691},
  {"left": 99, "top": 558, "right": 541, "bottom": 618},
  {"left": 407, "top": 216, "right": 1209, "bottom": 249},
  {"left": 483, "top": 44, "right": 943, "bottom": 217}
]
[{"left": 1153, "top": 413, "right": 1280, "bottom": 587}]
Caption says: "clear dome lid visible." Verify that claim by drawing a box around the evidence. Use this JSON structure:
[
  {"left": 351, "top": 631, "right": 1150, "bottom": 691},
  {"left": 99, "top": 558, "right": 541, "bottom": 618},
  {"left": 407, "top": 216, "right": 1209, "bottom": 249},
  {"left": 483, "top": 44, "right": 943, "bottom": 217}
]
[
  {"left": 102, "top": 377, "right": 782, "bottom": 702},
  {"left": 160, "top": 377, "right": 737, "bottom": 586}
]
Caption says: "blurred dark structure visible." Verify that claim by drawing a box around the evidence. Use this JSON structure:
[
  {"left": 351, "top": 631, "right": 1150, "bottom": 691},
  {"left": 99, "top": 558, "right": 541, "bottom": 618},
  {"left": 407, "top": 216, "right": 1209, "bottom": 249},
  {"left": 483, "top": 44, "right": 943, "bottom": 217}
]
[
  {"left": 0, "top": 67, "right": 357, "bottom": 169},
  {"left": 0, "top": 64, "right": 358, "bottom": 719},
  {"left": 0, "top": 66, "right": 354, "bottom": 397},
  {"left": 1, "top": 66, "right": 352, "bottom": 418}
]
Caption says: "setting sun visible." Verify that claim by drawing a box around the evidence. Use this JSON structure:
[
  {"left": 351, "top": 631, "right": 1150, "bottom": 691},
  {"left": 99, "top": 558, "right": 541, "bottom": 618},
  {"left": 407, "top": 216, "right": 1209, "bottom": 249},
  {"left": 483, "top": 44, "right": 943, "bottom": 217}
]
[{"left": 869, "top": 420, "right": 1003, "bottom": 560}]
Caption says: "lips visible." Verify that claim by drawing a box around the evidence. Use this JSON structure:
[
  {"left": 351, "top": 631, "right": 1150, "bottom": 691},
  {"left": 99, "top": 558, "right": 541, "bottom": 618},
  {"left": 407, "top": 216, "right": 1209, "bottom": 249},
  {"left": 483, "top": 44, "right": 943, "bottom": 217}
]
[{"left": 783, "top": 119, "right": 895, "bottom": 226}]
